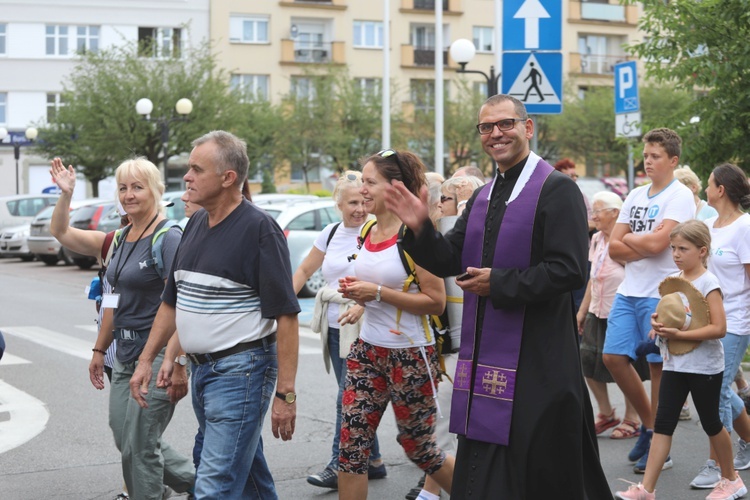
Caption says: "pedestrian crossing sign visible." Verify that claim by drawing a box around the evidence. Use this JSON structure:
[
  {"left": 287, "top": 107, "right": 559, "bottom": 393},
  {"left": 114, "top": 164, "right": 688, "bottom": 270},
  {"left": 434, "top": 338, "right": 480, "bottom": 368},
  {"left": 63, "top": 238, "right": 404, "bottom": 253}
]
[{"left": 502, "top": 52, "right": 562, "bottom": 114}]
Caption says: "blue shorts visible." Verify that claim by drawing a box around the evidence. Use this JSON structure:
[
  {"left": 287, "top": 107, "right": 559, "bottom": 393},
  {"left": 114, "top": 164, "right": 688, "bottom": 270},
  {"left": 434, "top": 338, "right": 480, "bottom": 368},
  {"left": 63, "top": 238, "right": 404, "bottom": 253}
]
[{"left": 603, "top": 294, "right": 662, "bottom": 363}]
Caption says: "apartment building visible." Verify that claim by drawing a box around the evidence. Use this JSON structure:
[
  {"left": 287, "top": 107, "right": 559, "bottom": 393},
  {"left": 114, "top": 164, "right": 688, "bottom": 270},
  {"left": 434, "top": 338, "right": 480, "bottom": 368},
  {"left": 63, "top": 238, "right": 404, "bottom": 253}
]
[
  {"left": 210, "top": 0, "right": 641, "bottom": 183},
  {"left": 0, "top": 0, "right": 209, "bottom": 196},
  {"left": 211, "top": 0, "right": 641, "bottom": 102},
  {"left": 0, "top": 0, "right": 641, "bottom": 195}
]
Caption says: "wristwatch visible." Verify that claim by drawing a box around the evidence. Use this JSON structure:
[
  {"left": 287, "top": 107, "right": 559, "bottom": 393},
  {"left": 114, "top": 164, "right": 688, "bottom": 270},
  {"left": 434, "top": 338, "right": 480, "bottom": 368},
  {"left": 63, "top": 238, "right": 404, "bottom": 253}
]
[
  {"left": 174, "top": 355, "right": 188, "bottom": 366},
  {"left": 375, "top": 284, "right": 382, "bottom": 303},
  {"left": 275, "top": 391, "right": 297, "bottom": 404}
]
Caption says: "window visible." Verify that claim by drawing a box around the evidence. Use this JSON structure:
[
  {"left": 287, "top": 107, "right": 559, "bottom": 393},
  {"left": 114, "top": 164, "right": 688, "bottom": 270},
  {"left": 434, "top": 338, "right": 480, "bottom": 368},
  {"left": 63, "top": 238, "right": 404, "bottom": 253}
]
[
  {"left": 46, "top": 93, "right": 67, "bottom": 122},
  {"left": 0, "top": 93, "right": 6, "bottom": 124},
  {"left": 290, "top": 163, "right": 321, "bottom": 182},
  {"left": 356, "top": 78, "right": 380, "bottom": 98},
  {"left": 76, "top": 26, "right": 99, "bottom": 54},
  {"left": 0, "top": 24, "right": 6, "bottom": 55},
  {"left": 230, "top": 16, "right": 269, "bottom": 43},
  {"left": 46, "top": 25, "right": 69, "bottom": 56},
  {"left": 291, "top": 76, "right": 316, "bottom": 100},
  {"left": 411, "top": 79, "right": 435, "bottom": 114},
  {"left": 138, "top": 27, "right": 182, "bottom": 58},
  {"left": 473, "top": 27, "right": 494, "bottom": 53},
  {"left": 231, "top": 74, "right": 269, "bottom": 100},
  {"left": 473, "top": 81, "right": 488, "bottom": 97},
  {"left": 353, "top": 21, "right": 383, "bottom": 48}
]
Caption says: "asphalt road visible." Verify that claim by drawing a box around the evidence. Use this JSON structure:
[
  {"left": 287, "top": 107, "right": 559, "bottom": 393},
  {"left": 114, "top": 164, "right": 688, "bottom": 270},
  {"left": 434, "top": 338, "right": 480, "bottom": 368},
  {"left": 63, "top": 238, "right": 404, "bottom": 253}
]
[{"left": 0, "top": 257, "right": 741, "bottom": 499}]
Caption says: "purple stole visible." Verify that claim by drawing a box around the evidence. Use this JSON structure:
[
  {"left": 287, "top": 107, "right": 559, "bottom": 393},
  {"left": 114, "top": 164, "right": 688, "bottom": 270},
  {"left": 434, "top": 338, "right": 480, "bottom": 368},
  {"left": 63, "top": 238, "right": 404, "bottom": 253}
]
[{"left": 449, "top": 157, "right": 554, "bottom": 446}]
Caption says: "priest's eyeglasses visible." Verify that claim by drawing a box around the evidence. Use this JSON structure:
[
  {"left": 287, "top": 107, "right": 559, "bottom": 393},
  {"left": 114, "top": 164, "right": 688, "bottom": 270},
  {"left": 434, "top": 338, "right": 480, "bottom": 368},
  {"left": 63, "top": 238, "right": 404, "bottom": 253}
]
[{"left": 476, "top": 118, "right": 525, "bottom": 135}]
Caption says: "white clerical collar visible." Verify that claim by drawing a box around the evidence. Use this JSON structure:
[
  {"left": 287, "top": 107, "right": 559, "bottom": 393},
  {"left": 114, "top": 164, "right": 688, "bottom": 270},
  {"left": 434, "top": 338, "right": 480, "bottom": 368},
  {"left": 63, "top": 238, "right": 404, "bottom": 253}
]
[{"left": 487, "top": 152, "right": 541, "bottom": 205}]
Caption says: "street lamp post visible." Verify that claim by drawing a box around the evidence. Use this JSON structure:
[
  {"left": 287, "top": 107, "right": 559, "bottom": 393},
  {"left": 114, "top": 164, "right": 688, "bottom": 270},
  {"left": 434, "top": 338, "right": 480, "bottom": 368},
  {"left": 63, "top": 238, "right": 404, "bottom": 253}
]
[
  {"left": 0, "top": 127, "right": 39, "bottom": 195},
  {"left": 135, "top": 97, "right": 193, "bottom": 175},
  {"left": 449, "top": 39, "right": 501, "bottom": 98}
]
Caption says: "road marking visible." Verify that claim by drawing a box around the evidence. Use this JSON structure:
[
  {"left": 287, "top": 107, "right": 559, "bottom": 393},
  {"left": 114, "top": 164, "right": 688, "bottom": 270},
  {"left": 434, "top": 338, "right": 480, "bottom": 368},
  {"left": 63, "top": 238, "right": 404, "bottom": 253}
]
[
  {"left": 3, "top": 325, "right": 323, "bottom": 359},
  {"left": 2, "top": 326, "right": 91, "bottom": 360},
  {"left": 0, "top": 353, "right": 31, "bottom": 366},
  {"left": 0, "top": 380, "right": 50, "bottom": 454}
]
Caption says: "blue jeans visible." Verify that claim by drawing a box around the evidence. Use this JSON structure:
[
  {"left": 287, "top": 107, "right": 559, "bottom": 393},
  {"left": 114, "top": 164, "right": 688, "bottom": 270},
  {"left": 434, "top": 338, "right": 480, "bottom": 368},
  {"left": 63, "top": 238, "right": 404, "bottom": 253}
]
[
  {"left": 191, "top": 339, "right": 278, "bottom": 499},
  {"left": 327, "top": 327, "right": 381, "bottom": 470},
  {"left": 720, "top": 332, "right": 750, "bottom": 432}
]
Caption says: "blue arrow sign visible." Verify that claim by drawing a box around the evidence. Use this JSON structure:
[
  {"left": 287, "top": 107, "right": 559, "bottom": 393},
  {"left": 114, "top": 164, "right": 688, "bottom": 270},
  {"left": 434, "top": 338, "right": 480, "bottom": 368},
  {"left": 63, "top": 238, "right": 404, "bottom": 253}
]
[
  {"left": 614, "top": 61, "right": 639, "bottom": 114},
  {"left": 503, "top": 0, "right": 562, "bottom": 51},
  {"left": 502, "top": 52, "right": 563, "bottom": 114}
]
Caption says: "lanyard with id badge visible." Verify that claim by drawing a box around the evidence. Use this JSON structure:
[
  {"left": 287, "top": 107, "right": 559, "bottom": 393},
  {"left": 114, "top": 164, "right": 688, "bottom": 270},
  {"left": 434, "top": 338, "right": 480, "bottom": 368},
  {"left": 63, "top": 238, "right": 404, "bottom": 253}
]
[{"left": 103, "top": 212, "right": 159, "bottom": 309}]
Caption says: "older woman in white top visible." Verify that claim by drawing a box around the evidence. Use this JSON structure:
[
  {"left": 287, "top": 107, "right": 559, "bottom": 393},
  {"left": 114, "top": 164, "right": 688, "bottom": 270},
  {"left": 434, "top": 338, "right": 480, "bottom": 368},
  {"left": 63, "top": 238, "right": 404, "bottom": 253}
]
[{"left": 577, "top": 191, "right": 649, "bottom": 439}]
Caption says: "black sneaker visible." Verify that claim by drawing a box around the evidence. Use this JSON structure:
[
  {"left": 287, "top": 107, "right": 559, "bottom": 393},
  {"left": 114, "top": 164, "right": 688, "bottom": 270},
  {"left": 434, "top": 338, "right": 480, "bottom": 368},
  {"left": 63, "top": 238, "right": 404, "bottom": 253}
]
[
  {"left": 307, "top": 467, "right": 338, "bottom": 489},
  {"left": 405, "top": 474, "right": 426, "bottom": 500},
  {"left": 368, "top": 462, "right": 387, "bottom": 480}
]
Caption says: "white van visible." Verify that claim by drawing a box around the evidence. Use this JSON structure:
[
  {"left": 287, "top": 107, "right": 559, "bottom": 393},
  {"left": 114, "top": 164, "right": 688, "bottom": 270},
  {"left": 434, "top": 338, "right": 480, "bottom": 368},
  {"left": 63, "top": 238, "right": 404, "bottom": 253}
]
[{"left": 0, "top": 194, "right": 59, "bottom": 232}]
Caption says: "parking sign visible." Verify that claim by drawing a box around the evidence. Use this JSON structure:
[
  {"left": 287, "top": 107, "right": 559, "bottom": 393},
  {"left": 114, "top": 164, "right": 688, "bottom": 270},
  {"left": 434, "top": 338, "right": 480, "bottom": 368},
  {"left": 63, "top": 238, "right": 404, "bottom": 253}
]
[{"left": 614, "top": 61, "right": 639, "bottom": 114}]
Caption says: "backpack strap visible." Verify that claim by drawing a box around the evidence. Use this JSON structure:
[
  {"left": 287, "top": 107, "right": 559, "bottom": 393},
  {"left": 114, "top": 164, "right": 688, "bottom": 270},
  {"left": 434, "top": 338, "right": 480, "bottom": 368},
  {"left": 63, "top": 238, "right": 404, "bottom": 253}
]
[
  {"left": 325, "top": 222, "right": 341, "bottom": 250},
  {"left": 359, "top": 220, "right": 433, "bottom": 344},
  {"left": 99, "top": 230, "right": 117, "bottom": 268},
  {"left": 147, "top": 219, "right": 183, "bottom": 279}
]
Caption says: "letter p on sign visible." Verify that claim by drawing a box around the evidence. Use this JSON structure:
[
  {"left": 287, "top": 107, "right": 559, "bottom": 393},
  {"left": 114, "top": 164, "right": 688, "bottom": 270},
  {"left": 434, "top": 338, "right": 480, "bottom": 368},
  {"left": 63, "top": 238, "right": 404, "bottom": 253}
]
[
  {"left": 614, "top": 61, "right": 639, "bottom": 114},
  {"left": 618, "top": 67, "right": 633, "bottom": 99}
]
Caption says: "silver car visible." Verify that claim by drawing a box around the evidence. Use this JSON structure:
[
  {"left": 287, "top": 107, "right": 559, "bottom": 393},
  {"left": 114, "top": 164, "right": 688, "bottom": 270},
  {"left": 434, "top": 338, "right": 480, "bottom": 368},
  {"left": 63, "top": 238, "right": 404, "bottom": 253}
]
[
  {"left": 0, "top": 223, "right": 33, "bottom": 261},
  {"left": 28, "top": 199, "right": 107, "bottom": 266},
  {"left": 261, "top": 198, "right": 341, "bottom": 297}
]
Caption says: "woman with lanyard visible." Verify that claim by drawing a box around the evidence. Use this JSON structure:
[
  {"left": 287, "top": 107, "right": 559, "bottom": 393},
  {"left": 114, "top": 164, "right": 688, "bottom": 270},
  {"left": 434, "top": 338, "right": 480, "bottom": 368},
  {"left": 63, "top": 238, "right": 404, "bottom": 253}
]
[
  {"left": 293, "top": 171, "right": 387, "bottom": 490},
  {"left": 689, "top": 162, "right": 750, "bottom": 490},
  {"left": 50, "top": 157, "right": 194, "bottom": 499},
  {"left": 337, "top": 150, "right": 454, "bottom": 500}
]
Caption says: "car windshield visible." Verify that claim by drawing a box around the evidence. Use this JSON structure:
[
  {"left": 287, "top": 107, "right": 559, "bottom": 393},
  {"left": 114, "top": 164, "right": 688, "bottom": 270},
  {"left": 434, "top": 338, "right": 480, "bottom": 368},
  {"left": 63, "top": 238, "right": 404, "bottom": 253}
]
[
  {"left": 34, "top": 205, "right": 56, "bottom": 221},
  {"left": 264, "top": 209, "right": 282, "bottom": 220}
]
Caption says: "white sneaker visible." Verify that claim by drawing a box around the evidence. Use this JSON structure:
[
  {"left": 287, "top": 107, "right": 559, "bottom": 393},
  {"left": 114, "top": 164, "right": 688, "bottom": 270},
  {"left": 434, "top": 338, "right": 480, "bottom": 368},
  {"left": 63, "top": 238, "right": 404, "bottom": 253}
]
[
  {"left": 734, "top": 438, "right": 750, "bottom": 470},
  {"left": 690, "top": 459, "right": 721, "bottom": 489}
]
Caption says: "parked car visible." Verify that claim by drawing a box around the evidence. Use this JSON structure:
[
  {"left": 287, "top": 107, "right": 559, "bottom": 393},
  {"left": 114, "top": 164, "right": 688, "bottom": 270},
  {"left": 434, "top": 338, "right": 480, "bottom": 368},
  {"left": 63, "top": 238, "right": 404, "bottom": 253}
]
[
  {"left": 28, "top": 199, "right": 106, "bottom": 266},
  {"left": 62, "top": 200, "right": 116, "bottom": 269},
  {"left": 252, "top": 193, "right": 319, "bottom": 207},
  {"left": 0, "top": 194, "right": 59, "bottom": 232},
  {"left": 0, "top": 223, "right": 33, "bottom": 261},
  {"left": 260, "top": 198, "right": 340, "bottom": 297}
]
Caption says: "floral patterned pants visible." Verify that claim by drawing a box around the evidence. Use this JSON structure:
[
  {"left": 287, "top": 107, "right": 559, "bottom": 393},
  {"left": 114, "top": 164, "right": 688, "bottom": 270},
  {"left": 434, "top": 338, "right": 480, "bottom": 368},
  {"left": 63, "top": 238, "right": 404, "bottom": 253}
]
[{"left": 339, "top": 338, "right": 446, "bottom": 475}]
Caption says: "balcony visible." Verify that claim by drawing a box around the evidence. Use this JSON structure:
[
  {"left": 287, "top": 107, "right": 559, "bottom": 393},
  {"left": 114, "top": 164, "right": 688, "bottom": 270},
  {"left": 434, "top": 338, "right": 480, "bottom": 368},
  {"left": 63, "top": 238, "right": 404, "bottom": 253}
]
[
  {"left": 279, "top": 0, "right": 347, "bottom": 10},
  {"left": 570, "top": 53, "right": 630, "bottom": 75},
  {"left": 401, "top": 45, "right": 449, "bottom": 68},
  {"left": 400, "top": 0, "right": 462, "bottom": 15},
  {"left": 280, "top": 39, "right": 345, "bottom": 65},
  {"left": 569, "top": 1, "right": 638, "bottom": 25}
]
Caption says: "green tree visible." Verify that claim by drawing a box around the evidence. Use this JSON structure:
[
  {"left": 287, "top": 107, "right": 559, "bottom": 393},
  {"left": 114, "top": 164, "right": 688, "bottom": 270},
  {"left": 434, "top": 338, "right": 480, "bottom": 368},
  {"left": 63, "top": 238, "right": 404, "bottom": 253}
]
[
  {"left": 234, "top": 97, "right": 284, "bottom": 181},
  {"left": 34, "top": 42, "right": 242, "bottom": 196},
  {"left": 626, "top": 0, "right": 750, "bottom": 174},
  {"left": 444, "top": 79, "right": 490, "bottom": 175},
  {"left": 546, "top": 84, "right": 693, "bottom": 176}
]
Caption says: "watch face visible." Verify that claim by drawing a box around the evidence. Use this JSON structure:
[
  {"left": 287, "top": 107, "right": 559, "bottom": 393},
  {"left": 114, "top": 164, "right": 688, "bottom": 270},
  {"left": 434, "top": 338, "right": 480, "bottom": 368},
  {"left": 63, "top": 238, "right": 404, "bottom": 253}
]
[{"left": 285, "top": 392, "right": 296, "bottom": 404}]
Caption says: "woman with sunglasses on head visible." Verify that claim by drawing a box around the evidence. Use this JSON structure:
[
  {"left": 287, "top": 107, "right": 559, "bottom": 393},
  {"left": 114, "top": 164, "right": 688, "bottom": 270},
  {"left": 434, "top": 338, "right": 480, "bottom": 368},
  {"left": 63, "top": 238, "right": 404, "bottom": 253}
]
[
  {"left": 49, "top": 157, "right": 195, "bottom": 499},
  {"left": 438, "top": 176, "right": 485, "bottom": 218},
  {"left": 337, "top": 150, "right": 454, "bottom": 500},
  {"left": 292, "top": 171, "right": 387, "bottom": 490}
]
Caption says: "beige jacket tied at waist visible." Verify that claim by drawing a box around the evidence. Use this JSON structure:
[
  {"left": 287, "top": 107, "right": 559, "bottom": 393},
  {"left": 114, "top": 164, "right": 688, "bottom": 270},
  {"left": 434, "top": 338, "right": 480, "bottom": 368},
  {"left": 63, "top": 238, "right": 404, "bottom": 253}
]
[{"left": 310, "top": 287, "right": 363, "bottom": 373}]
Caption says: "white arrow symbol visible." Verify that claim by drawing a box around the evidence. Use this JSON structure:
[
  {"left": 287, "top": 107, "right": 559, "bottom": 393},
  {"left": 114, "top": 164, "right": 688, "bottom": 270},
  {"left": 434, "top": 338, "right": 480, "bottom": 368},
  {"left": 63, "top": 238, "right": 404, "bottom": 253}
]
[{"left": 514, "top": 0, "right": 550, "bottom": 49}]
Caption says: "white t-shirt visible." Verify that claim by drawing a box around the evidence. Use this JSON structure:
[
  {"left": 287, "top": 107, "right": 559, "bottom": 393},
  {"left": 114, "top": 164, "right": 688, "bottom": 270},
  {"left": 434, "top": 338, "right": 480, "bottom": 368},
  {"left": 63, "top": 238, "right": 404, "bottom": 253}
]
[
  {"left": 354, "top": 233, "right": 433, "bottom": 349},
  {"left": 706, "top": 213, "right": 750, "bottom": 335},
  {"left": 313, "top": 222, "right": 362, "bottom": 328},
  {"left": 616, "top": 180, "right": 695, "bottom": 298},
  {"left": 662, "top": 270, "right": 723, "bottom": 375}
]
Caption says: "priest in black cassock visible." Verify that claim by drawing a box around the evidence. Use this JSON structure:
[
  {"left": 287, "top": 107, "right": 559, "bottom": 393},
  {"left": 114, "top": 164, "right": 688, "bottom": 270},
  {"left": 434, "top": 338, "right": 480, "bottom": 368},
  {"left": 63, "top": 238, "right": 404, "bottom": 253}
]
[{"left": 385, "top": 94, "right": 613, "bottom": 499}]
